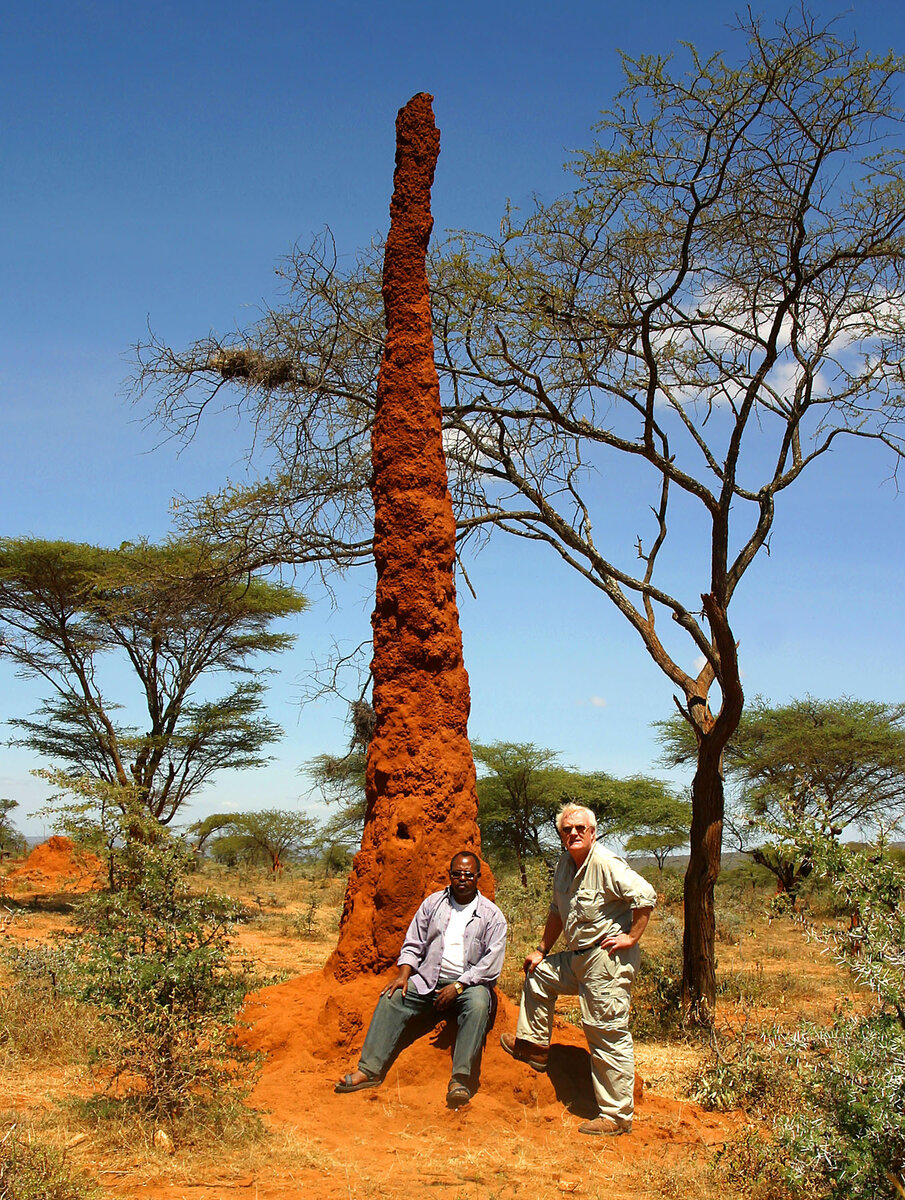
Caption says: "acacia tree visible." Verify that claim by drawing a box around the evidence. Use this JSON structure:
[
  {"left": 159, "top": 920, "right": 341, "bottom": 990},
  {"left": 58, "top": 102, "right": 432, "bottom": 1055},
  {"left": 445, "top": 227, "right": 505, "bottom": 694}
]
[
  {"left": 305, "top": 749, "right": 367, "bottom": 847},
  {"left": 138, "top": 15, "right": 905, "bottom": 1016},
  {"left": 623, "top": 793, "right": 692, "bottom": 871},
  {"left": 659, "top": 697, "right": 905, "bottom": 900},
  {"left": 194, "top": 809, "right": 320, "bottom": 872},
  {"left": 0, "top": 798, "right": 25, "bottom": 856},
  {"left": 475, "top": 740, "right": 681, "bottom": 885},
  {"left": 0, "top": 537, "right": 304, "bottom": 828}
]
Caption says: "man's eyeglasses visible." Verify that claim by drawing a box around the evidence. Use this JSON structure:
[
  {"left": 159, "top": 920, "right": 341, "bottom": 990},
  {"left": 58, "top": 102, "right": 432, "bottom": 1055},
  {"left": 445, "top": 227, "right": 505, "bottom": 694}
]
[
  {"left": 450, "top": 870, "right": 476, "bottom": 880},
  {"left": 561, "top": 824, "right": 588, "bottom": 836}
]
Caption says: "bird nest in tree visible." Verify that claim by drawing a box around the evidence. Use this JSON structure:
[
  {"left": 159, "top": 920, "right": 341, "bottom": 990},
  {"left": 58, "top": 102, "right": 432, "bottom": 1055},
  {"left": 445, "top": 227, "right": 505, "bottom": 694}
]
[{"left": 207, "top": 347, "right": 295, "bottom": 390}]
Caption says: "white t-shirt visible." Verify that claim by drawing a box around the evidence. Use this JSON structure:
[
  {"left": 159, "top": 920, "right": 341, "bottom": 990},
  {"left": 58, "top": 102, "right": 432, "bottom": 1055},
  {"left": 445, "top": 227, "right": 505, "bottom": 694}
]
[{"left": 438, "top": 895, "right": 479, "bottom": 980}]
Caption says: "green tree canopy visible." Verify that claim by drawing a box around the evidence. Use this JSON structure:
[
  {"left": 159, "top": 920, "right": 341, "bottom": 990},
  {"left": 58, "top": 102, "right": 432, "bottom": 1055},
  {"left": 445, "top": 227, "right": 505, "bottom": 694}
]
[
  {"left": 199, "top": 809, "right": 320, "bottom": 873},
  {"left": 0, "top": 537, "right": 305, "bottom": 828},
  {"left": 304, "top": 750, "right": 367, "bottom": 848},
  {"left": 657, "top": 697, "right": 905, "bottom": 896},
  {"left": 624, "top": 792, "right": 692, "bottom": 870},
  {"left": 0, "top": 798, "right": 25, "bottom": 856},
  {"left": 474, "top": 740, "right": 681, "bottom": 885}
]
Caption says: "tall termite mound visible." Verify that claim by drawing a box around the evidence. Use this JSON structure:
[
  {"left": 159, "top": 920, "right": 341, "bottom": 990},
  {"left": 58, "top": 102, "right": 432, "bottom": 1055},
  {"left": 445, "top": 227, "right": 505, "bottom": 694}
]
[{"left": 329, "top": 93, "right": 491, "bottom": 980}]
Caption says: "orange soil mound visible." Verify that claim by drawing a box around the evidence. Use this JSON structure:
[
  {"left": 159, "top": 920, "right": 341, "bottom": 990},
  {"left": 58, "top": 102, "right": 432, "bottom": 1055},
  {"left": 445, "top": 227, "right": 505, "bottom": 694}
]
[
  {"left": 5, "top": 836, "right": 103, "bottom": 894},
  {"left": 240, "top": 970, "right": 739, "bottom": 1195}
]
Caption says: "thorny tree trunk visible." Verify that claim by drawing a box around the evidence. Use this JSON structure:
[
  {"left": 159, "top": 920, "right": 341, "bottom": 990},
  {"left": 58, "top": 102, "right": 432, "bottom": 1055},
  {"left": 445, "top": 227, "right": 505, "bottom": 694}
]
[
  {"left": 516, "top": 849, "right": 528, "bottom": 889},
  {"left": 683, "top": 733, "right": 727, "bottom": 1022},
  {"left": 750, "top": 847, "right": 811, "bottom": 908},
  {"left": 680, "top": 594, "right": 744, "bottom": 1024}
]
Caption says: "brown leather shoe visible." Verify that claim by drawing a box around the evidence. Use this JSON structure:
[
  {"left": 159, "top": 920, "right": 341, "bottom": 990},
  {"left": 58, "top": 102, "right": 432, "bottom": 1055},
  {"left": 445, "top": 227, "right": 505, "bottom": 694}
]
[
  {"left": 499, "top": 1032, "right": 549, "bottom": 1073},
  {"left": 578, "top": 1116, "right": 632, "bottom": 1136},
  {"left": 446, "top": 1081, "right": 472, "bottom": 1109}
]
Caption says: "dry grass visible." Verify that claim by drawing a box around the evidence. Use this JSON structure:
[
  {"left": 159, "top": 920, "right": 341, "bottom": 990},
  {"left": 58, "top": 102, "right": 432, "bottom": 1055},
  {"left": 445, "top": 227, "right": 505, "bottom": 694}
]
[{"left": 0, "top": 858, "right": 871, "bottom": 1200}]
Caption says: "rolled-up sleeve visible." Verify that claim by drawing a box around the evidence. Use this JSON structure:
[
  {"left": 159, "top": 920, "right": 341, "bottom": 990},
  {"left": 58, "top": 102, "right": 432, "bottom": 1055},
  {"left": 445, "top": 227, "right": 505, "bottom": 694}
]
[{"left": 612, "top": 859, "right": 658, "bottom": 911}]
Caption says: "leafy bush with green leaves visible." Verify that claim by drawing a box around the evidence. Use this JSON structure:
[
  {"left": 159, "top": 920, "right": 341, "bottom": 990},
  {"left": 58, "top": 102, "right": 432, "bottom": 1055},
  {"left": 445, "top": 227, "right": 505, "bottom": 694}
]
[
  {"left": 777, "top": 1015, "right": 905, "bottom": 1200},
  {"left": 631, "top": 911, "right": 684, "bottom": 1039},
  {"left": 690, "top": 1028, "right": 797, "bottom": 1115},
  {"left": 72, "top": 828, "right": 258, "bottom": 1119},
  {"left": 655, "top": 869, "right": 685, "bottom": 907}
]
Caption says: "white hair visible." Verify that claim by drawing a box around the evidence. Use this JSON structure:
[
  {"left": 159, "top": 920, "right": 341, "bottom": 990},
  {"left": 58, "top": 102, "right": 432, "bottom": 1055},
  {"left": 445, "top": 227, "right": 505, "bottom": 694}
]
[{"left": 555, "top": 804, "right": 597, "bottom": 836}]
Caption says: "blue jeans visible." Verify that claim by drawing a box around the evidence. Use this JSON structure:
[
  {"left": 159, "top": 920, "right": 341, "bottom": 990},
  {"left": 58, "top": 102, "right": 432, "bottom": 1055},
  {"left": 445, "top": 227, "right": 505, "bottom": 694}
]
[{"left": 358, "top": 979, "right": 492, "bottom": 1087}]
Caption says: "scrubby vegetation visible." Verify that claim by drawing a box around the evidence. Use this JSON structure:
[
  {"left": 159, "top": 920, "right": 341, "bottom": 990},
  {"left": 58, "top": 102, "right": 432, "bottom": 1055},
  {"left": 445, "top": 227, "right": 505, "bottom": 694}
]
[
  {"left": 2, "top": 830, "right": 903, "bottom": 1197},
  {"left": 0, "top": 1127, "right": 97, "bottom": 1200}
]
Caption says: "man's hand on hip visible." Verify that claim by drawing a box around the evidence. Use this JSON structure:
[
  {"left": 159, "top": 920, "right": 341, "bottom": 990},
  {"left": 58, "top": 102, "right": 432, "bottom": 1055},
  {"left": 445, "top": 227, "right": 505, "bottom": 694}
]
[{"left": 599, "top": 931, "right": 636, "bottom": 953}]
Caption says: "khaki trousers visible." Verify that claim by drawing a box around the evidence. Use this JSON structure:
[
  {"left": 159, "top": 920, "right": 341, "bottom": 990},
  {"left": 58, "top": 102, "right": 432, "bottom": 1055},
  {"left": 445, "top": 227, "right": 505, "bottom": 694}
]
[{"left": 515, "top": 945, "right": 637, "bottom": 1124}]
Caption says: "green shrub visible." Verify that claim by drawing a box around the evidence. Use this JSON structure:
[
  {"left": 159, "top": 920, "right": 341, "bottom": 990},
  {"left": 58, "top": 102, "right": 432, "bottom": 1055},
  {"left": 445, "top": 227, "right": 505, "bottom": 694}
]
[
  {"left": 657, "top": 869, "right": 685, "bottom": 907},
  {"left": 72, "top": 830, "right": 259, "bottom": 1120},
  {"left": 493, "top": 859, "right": 553, "bottom": 933},
  {"left": 716, "top": 825, "right": 905, "bottom": 1200},
  {"left": 719, "top": 1016, "right": 905, "bottom": 1200},
  {"left": 777, "top": 1015, "right": 905, "bottom": 1200},
  {"left": 631, "top": 911, "right": 684, "bottom": 1039},
  {"left": 280, "top": 897, "right": 320, "bottom": 938},
  {"left": 0, "top": 1129, "right": 97, "bottom": 1200},
  {"left": 714, "top": 1126, "right": 794, "bottom": 1200},
  {"left": 715, "top": 908, "right": 747, "bottom": 945},
  {"left": 690, "top": 1030, "right": 796, "bottom": 1115}
]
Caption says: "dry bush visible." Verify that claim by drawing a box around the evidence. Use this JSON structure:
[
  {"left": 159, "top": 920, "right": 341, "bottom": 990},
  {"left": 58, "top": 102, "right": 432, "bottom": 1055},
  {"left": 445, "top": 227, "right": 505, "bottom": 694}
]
[
  {"left": 0, "top": 946, "right": 106, "bottom": 1067},
  {"left": 0, "top": 1123, "right": 97, "bottom": 1200}
]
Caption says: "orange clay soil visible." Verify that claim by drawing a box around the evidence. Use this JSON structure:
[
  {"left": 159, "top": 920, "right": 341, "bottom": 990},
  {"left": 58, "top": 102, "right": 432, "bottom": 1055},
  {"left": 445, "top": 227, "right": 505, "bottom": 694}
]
[
  {"left": 332, "top": 92, "right": 490, "bottom": 980},
  {"left": 4, "top": 835, "right": 103, "bottom": 894},
  {"left": 201, "top": 968, "right": 738, "bottom": 1200}
]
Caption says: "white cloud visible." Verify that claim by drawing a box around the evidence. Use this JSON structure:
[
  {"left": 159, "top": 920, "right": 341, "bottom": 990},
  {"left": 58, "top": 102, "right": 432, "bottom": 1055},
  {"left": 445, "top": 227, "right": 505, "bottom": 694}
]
[{"left": 589, "top": 696, "right": 607, "bottom": 708}]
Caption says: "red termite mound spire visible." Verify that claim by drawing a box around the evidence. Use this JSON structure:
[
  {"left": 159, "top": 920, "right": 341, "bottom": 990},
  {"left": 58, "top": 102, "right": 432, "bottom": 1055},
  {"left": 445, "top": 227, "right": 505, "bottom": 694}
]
[{"left": 329, "top": 93, "right": 491, "bottom": 980}]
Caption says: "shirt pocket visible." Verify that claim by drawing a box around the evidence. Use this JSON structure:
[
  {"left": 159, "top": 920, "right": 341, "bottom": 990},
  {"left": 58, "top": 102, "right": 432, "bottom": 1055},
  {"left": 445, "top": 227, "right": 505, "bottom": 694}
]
[{"left": 574, "top": 891, "right": 602, "bottom": 924}]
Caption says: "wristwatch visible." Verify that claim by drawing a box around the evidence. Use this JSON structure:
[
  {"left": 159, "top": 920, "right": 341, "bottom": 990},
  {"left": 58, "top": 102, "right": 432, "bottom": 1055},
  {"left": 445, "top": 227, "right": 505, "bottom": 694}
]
[{"left": 453, "top": 981, "right": 465, "bottom": 995}]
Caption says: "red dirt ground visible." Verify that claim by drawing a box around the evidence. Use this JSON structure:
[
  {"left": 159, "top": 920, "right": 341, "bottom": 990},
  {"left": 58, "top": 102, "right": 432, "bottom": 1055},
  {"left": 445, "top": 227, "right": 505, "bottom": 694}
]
[{"left": 185, "top": 970, "right": 739, "bottom": 1200}]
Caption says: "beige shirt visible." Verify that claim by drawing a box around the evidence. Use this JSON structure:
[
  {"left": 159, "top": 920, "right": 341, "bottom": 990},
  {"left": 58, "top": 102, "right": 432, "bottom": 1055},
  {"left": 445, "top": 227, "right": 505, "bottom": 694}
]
[{"left": 551, "top": 843, "right": 657, "bottom": 953}]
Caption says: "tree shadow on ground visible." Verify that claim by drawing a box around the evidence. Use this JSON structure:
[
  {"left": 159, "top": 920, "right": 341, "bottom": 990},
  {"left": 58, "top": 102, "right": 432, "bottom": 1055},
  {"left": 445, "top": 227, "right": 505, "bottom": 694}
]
[{"left": 12, "top": 894, "right": 80, "bottom": 914}]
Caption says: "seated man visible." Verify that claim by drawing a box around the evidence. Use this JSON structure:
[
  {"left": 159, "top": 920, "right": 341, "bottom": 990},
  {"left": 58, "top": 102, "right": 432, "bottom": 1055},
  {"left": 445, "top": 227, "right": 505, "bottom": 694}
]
[{"left": 335, "top": 850, "right": 507, "bottom": 1108}]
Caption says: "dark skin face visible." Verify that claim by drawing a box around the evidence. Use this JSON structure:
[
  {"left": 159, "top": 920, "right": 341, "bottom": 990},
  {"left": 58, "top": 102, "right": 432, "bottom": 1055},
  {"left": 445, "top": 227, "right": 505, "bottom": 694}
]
[{"left": 448, "top": 853, "right": 481, "bottom": 904}]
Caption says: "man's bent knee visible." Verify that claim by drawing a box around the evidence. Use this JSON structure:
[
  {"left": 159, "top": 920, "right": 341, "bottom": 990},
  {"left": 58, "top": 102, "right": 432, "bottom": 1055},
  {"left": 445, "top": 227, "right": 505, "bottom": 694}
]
[{"left": 459, "top": 985, "right": 492, "bottom": 1018}]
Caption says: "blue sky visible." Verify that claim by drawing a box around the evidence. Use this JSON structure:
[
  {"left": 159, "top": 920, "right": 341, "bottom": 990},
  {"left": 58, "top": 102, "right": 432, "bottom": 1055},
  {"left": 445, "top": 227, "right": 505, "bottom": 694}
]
[{"left": 2, "top": 1, "right": 904, "bottom": 837}]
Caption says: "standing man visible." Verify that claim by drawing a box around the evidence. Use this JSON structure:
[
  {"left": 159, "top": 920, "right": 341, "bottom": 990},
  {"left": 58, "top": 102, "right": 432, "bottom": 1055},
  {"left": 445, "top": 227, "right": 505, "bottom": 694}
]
[
  {"left": 335, "top": 850, "right": 507, "bottom": 1108},
  {"left": 501, "top": 804, "right": 656, "bottom": 1135}
]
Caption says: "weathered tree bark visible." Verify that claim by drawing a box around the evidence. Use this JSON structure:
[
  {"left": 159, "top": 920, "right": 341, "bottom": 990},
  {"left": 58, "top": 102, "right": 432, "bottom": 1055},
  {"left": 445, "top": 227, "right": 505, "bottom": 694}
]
[
  {"left": 680, "top": 593, "right": 744, "bottom": 1022},
  {"left": 329, "top": 94, "right": 490, "bottom": 980},
  {"left": 682, "top": 736, "right": 725, "bottom": 1021}
]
